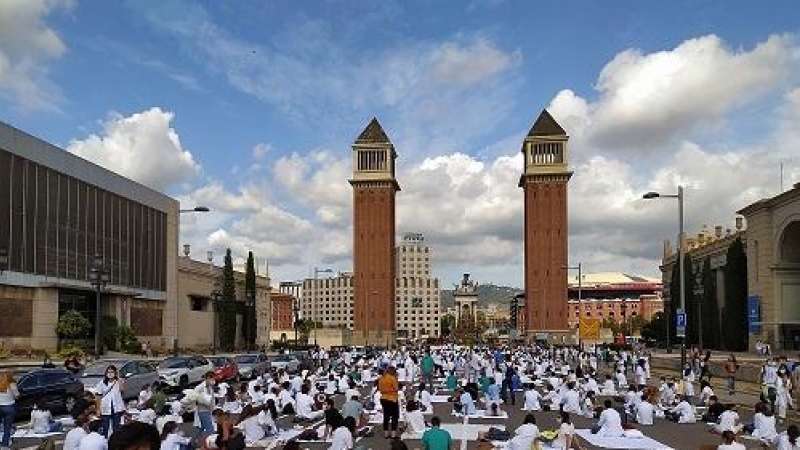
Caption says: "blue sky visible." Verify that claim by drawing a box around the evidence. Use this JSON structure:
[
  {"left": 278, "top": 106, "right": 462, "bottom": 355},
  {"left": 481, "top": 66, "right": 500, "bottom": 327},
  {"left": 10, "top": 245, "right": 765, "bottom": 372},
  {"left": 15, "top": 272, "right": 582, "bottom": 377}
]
[{"left": 1, "top": 1, "right": 798, "bottom": 287}]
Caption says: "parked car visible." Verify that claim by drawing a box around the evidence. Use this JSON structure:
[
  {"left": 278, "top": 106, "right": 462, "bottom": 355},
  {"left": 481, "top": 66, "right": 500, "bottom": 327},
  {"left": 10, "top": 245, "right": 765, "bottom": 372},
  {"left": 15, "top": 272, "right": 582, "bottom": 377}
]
[
  {"left": 79, "top": 359, "right": 160, "bottom": 401},
  {"left": 208, "top": 356, "right": 239, "bottom": 382},
  {"left": 16, "top": 368, "right": 85, "bottom": 416},
  {"left": 157, "top": 356, "right": 213, "bottom": 389},
  {"left": 234, "top": 354, "right": 270, "bottom": 379},
  {"left": 268, "top": 354, "right": 300, "bottom": 373}
]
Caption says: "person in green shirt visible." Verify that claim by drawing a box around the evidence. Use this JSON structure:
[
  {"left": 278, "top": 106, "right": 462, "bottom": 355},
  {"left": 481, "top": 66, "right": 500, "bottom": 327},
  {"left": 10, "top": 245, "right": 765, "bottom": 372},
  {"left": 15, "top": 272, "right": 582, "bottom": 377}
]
[
  {"left": 421, "top": 352, "right": 436, "bottom": 391},
  {"left": 445, "top": 371, "right": 458, "bottom": 391},
  {"left": 478, "top": 373, "right": 491, "bottom": 394},
  {"left": 422, "top": 416, "right": 452, "bottom": 450}
]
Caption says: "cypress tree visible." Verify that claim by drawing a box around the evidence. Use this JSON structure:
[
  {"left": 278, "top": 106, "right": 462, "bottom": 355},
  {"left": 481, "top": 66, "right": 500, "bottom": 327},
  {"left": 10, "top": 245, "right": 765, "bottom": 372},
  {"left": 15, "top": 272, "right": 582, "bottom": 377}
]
[
  {"left": 702, "top": 257, "right": 720, "bottom": 349},
  {"left": 218, "top": 248, "right": 237, "bottom": 351},
  {"left": 244, "top": 251, "right": 257, "bottom": 349},
  {"left": 723, "top": 238, "right": 748, "bottom": 351}
]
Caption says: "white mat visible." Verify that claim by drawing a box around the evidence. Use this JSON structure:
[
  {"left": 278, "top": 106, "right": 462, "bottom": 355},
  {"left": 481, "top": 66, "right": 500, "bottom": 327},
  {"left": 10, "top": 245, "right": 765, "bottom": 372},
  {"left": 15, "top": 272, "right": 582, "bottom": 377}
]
[
  {"left": 452, "top": 410, "right": 509, "bottom": 419},
  {"left": 575, "top": 429, "right": 674, "bottom": 449},
  {"left": 12, "top": 430, "right": 61, "bottom": 438},
  {"left": 440, "top": 423, "right": 503, "bottom": 441},
  {"left": 430, "top": 395, "right": 451, "bottom": 403}
]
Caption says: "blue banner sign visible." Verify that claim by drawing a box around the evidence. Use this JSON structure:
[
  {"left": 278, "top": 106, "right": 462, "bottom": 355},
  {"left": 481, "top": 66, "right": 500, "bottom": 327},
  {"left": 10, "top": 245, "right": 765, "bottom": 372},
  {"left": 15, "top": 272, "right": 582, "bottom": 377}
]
[{"left": 747, "top": 295, "right": 761, "bottom": 334}]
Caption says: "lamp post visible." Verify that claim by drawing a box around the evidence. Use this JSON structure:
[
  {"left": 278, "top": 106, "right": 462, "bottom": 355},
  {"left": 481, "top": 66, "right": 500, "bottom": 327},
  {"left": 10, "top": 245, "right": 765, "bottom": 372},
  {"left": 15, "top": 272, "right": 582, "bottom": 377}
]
[
  {"left": 88, "top": 254, "right": 110, "bottom": 356},
  {"left": 564, "top": 263, "right": 582, "bottom": 346},
  {"left": 210, "top": 285, "right": 223, "bottom": 355},
  {"left": 245, "top": 288, "right": 255, "bottom": 351},
  {"left": 643, "top": 186, "right": 685, "bottom": 367},
  {"left": 176, "top": 206, "right": 210, "bottom": 355},
  {"left": 313, "top": 267, "right": 333, "bottom": 347},
  {"left": 621, "top": 300, "right": 628, "bottom": 342},
  {"left": 694, "top": 264, "right": 704, "bottom": 349}
]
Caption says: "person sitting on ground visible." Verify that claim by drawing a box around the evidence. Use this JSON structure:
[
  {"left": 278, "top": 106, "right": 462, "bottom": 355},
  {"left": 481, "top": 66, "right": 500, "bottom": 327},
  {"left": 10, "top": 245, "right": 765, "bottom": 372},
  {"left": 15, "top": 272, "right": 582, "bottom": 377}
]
[
  {"left": 235, "top": 405, "right": 268, "bottom": 446},
  {"left": 109, "top": 422, "right": 160, "bottom": 450},
  {"left": 553, "top": 411, "right": 580, "bottom": 450},
  {"left": 421, "top": 416, "right": 452, "bottom": 450},
  {"left": 712, "top": 404, "right": 743, "bottom": 434},
  {"left": 635, "top": 393, "right": 655, "bottom": 426},
  {"left": 583, "top": 391, "right": 597, "bottom": 419},
  {"left": 79, "top": 420, "right": 107, "bottom": 450},
  {"left": 415, "top": 383, "right": 433, "bottom": 413},
  {"left": 136, "top": 399, "right": 157, "bottom": 425},
  {"left": 295, "top": 384, "right": 323, "bottom": 422},
  {"left": 522, "top": 384, "right": 541, "bottom": 411},
  {"left": 404, "top": 400, "right": 427, "bottom": 436},
  {"left": 341, "top": 394, "right": 365, "bottom": 426},
  {"left": 159, "top": 421, "right": 191, "bottom": 450},
  {"left": 600, "top": 374, "right": 616, "bottom": 395},
  {"left": 322, "top": 398, "right": 343, "bottom": 440},
  {"left": 485, "top": 400, "right": 505, "bottom": 417},
  {"left": 328, "top": 415, "right": 354, "bottom": 450},
  {"left": 594, "top": 399, "right": 624, "bottom": 437},
  {"left": 702, "top": 396, "right": 726, "bottom": 423},
  {"left": 64, "top": 413, "right": 90, "bottom": 450},
  {"left": 561, "top": 381, "right": 582, "bottom": 415},
  {"left": 746, "top": 402, "right": 777, "bottom": 442},
  {"left": 716, "top": 430, "right": 745, "bottom": 450},
  {"left": 668, "top": 394, "right": 696, "bottom": 424},
  {"left": 506, "top": 413, "right": 539, "bottom": 450},
  {"left": 457, "top": 388, "right": 476, "bottom": 416},
  {"left": 775, "top": 424, "right": 800, "bottom": 450}
]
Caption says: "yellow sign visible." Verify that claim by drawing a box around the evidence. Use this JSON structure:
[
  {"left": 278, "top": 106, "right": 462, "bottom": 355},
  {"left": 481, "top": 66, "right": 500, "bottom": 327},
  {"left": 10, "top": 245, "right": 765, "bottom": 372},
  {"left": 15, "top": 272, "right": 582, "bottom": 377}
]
[{"left": 579, "top": 318, "right": 601, "bottom": 339}]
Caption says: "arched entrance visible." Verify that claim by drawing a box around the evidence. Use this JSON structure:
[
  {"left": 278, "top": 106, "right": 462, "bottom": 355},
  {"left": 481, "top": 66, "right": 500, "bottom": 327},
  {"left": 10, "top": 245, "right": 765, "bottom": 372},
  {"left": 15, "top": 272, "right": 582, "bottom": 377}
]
[
  {"left": 779, "top": 221, "right": 800, "bottom": 263},
  {"left": 777, "top": 220, "right": 800, "bottom": 349}
]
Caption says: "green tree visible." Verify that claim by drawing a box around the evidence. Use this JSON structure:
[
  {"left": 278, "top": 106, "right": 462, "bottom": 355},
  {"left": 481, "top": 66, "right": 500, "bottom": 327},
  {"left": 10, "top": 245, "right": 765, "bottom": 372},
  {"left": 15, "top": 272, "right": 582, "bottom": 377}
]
[
  {"left": 218, "top": 248, "right": 238, "bottom": 351},
  {"left": 100, "top": 315, "right": 120, "bottom": 351},
  {"left": 701, "top": 257, "right": 721, "bottom": 349},
  {"left": 440, "top": 314, "right": 456, "bottom": 337},
  {"left": 55, "top": 310, "right": 91, "bottom": 343},
  {"left": 723, "top": 237, "right": 748, "bottom": 351},
  {"left": 244, "top": 251, "right": 257, "bottom": 349},
  {"left": 641, "top": 311, "right": 667, "bottom": 343}
]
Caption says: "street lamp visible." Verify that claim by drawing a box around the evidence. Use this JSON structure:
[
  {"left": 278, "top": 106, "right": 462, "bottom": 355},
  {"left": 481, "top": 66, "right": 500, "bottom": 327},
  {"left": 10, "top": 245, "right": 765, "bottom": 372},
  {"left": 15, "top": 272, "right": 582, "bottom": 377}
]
[
  {"left": 210, "top": 285, "right": 223, "bottom": 355},
  {"left": 564, "top": 263, "right": 583, "bottom": 346},
  {"left": 643, "top": 186, "right": 685, "bottom": 366},
  {"left": 245, "top": 289, "right": 256, "bottom": 351},
  {"left": 694, "top": 264, "right": 704, "bottom": 349},
  {"left": 179, "top": 206, "right": 210, "bottom": 213},
  {"left": 88, "top": 254, "right": 110, "bottom": 356},
  {"left": 313, "top": 267, "right": 333, "bottom": 347}
]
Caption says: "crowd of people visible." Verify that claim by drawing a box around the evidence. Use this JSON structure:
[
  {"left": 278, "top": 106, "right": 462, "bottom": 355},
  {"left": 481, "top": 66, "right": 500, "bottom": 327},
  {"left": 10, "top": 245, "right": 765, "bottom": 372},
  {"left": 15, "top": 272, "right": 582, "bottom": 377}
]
[{"left": 0, "top": 344, "right": 798, "bottom": 450}]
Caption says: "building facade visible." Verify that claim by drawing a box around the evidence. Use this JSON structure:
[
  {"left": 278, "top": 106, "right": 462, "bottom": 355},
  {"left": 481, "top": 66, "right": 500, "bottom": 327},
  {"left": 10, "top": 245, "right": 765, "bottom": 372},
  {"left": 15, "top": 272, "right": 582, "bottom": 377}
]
[
  {"left": 349, "top": 118, "right": 399, "bottom": 344},
  {"left": 566, "top": 273, "right": 663, "bottom": 330},
  {"left": 739, "top": 183, "right": 800, "bottom": 350},
  {"left": 176, "top": 252, "right": 271, "bottom": 350},
  {"left": 519, "top": 110, "right": 572, "bottom": 337},
  {"left": 395, "top": 233, "right": 441, "bottom": 339},
  {"left": 0, "top": 120, "right": 179, "bottom": 351},
  {"left": 301, "top": 273, "right": 354, "bottom": 329}
]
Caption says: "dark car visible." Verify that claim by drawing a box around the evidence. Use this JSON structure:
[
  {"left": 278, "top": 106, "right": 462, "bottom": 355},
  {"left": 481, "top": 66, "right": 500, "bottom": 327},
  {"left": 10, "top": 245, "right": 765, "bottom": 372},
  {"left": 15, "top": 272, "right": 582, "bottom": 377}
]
[{"left": 16, "top": 368, "right": 85, "bottom": 416}]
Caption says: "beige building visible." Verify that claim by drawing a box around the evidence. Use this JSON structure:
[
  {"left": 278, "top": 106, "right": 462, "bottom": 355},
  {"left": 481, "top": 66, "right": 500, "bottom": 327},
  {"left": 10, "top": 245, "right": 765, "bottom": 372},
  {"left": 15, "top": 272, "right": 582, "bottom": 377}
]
[
  {"left": 176, "top": 252, "right": 271, "bottom": 350},
  {"left": 739, "top": 182, "right": 800, "bottom": 350},
  {"left": 298, "top": 233, "right": 442, "bottom": 342},
  {"left": 395, "top": 233, "right": 441, "bottom": 339}
]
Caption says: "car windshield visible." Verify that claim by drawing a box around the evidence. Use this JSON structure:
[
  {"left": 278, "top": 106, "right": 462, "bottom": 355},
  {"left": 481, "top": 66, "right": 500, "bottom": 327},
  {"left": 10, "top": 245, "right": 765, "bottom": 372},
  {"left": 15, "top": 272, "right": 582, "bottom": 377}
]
[
  {"left": 83, "top": 362, "right": 124, "bottom": 376},
  {"left": 159, "top": 358, "right": 188, "bottom": 369},
  {"left": 235, "top": 355, "right": 257, "bottom": 364},
  {"left": 272, "top": 355, "right": 291, "bottom": 362},
  {"left": 209, "top": 358, "right": 228, "bottom": 367}
]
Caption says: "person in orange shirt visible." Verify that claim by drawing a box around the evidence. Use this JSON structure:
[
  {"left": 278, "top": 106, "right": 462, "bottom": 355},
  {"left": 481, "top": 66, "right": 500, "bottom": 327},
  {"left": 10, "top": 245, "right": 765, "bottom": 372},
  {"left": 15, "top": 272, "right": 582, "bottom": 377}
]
[{"left": 378, "top": 366, "right": 400, "bottom": 439}]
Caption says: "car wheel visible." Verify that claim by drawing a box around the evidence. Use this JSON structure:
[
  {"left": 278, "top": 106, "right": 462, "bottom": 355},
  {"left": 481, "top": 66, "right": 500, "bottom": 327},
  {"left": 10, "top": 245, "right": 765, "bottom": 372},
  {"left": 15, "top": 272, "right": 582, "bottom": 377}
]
[
  {"left": 179, "top": 375, "right": 189, "bottom": 388},
  {"left": 64, "top": 395, "right": 77, "bottom": 413}
]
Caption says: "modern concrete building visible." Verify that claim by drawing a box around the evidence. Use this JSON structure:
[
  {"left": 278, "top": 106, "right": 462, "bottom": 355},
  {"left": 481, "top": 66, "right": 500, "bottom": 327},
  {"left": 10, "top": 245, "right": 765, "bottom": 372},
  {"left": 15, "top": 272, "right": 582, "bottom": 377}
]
[
  {"left": 176, "top": 253, "right": 271, "bottom": 350},
  {"left": 566, "top": 272, "right": 663, "bottom": 330},
  {"left": 0, "top": 120, "right": 179, "bottom": 352},
  {"left": 395, "top": 233, "right": 441, "bottom": 340},
  {"left": 301, "top": 273, "right": 354, "bottom": 330},
  {"left": 349, "top": 118, "right": 400, "bottom": 344},
  {"left": 519, "top": 110, "right": 572, "bottom": 338}
]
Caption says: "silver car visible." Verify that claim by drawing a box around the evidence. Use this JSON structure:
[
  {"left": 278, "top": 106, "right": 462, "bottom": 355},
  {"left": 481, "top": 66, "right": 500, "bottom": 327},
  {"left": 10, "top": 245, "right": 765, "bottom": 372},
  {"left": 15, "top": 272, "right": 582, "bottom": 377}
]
[
  {"left": 234, "top": 354, "right": 270, "bottom": 379},
  {"left": 79, "top": 359, "right": 160, "bottom": 401},
  {"left": 268, "top": 354, "right": 300, "bottom": 374}
]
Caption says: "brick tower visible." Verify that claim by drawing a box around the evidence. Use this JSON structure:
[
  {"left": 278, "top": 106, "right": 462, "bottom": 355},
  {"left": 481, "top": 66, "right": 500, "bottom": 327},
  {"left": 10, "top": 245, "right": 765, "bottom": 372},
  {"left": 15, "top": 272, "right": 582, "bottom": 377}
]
[
  {"left": 349, "top": 118, "right": 400, "bottom": 344},
  {"left": 519, "top": 110, "right": 572, "bottom": 338}
]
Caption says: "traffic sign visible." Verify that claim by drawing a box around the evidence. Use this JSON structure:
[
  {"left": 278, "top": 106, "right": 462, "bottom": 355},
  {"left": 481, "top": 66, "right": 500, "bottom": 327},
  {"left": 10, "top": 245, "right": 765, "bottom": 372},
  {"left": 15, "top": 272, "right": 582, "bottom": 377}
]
[{"left": 675, "top": 309, "right": 687, "bottom": 338}]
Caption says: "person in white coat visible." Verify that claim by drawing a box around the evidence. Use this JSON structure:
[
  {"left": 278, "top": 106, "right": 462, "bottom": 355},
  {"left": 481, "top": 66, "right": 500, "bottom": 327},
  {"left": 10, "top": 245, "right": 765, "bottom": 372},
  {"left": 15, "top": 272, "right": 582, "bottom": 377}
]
[
  {"left": 94, "top": 365, "right": 126, "bottom": 437},
  {"left": 78, "top": 420, "right": 108, "bottom": 450},
  {"left": 775, "top": 425, "right": 800, "bottom": 450},
  {"left": 594, "top": 400, "right": 624, "bottom": 437},
  {"left": 193, "top": 372, "right": 217, "bottom": 437},
  {"left": 522, "top": 385, "right": 541, "bottom": 411},
  {"left": 506, "top": 414, "right": 539, "bottom": 450}
]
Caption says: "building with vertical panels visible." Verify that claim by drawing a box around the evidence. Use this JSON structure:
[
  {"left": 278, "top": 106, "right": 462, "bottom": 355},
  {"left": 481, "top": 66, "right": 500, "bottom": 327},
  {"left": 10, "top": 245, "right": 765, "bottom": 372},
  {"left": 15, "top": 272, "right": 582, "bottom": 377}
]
[
  {"left": 395, "top": 233, "right": 441, "bottom": 340},
  {"left": 0, "top": 120, "right": 179, "bottom": 351},
  {"left": 519, "top": 110, "right": 572, "bottom": 340},
  {"left": 300, "top": 273, "right": 354, "bottom": 330}
]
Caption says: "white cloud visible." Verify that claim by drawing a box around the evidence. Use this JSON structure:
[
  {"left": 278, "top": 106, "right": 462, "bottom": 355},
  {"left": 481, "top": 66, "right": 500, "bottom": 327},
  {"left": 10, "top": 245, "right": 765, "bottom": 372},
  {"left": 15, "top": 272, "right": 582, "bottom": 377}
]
[
  {"left": 67, "top": 107, "right": 202, "bottom": 192},
  {"left": 252, "top": 143, "right": 272, "bottom": 161},
  {"left": 431, "top": 38, "right": 521, "bottom": 86},
  {"left": 0, "top": 0, "right": 72, "bottom": 110},
  {"left": 556, "top": 34, "right": 797, "bottom": 151}
]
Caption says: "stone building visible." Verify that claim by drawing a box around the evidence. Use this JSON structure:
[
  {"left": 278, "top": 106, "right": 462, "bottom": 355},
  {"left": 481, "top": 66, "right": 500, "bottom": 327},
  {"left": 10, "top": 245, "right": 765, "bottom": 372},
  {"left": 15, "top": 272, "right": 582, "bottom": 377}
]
[{"left": 395, "top": 233, "right": 441, "bottom": 340}]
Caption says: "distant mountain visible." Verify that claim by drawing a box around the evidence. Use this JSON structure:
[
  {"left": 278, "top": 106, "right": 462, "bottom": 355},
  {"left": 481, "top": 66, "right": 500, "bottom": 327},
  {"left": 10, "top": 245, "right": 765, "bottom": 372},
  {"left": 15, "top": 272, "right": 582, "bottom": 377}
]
[{"left": 441, "top": 283, "right": 522, "bottom": 308}]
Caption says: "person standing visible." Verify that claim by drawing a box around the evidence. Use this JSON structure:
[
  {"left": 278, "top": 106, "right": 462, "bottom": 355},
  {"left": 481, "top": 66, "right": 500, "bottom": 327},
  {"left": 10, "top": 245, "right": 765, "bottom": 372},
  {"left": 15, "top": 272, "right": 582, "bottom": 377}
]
[
  {"left": 94, "top": 365, "right": 126, "bottom": 437},
  {"left": 420, "top": 351, "right": 435, "bottom": 392},
  {"left": 193, "top": 372, "right": 216, "bottom": 437},
  {"left": 0, "top": 371, "right": 19, "bottom": 450},
  {"left": 378, "top": 366, "right": 400, "bottom": 439},
  {"left": 724, "top": 355, "right": 739, "bottom": 396}
]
